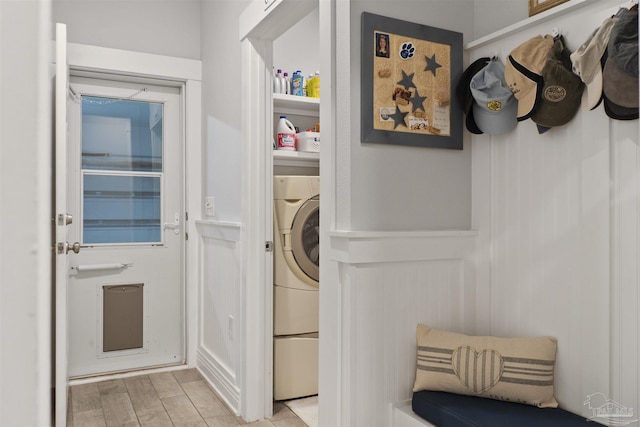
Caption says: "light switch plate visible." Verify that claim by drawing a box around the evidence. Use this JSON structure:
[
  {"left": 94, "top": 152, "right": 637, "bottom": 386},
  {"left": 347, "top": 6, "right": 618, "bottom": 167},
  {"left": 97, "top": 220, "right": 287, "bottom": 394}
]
[{"left": 205, "top": 197, "right": 215, "bottom": 217}]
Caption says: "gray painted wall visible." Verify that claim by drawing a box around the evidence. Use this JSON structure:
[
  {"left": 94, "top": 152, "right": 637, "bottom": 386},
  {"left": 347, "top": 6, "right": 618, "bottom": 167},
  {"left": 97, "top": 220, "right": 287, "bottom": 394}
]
[
  {"left": 201, "top": 0, "right": 249, "bottom": 223},
  {"left": 347, "top": 0, "right": 476, "bottom": 231},
  {"left": 52, "top": 0, "right": 201, "bottom": 59},
  {"left": 474, "top": 0, "right": 527, "bottom": 39},
  {"left": 339, "top": 0, "right": 527, "bottom": 231}
]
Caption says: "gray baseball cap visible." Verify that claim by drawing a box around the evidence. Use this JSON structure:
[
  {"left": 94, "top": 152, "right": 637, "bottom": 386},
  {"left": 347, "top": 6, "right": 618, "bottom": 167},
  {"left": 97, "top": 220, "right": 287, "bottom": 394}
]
[
  {"left": 470, "top": 60, "right": 518, "bottom": 135},
  {"left": 603, "top": 7, "right": 638, "bottom": 119},
  {"left": 570, "top": 17, "right": 617, "bottom": 110}
]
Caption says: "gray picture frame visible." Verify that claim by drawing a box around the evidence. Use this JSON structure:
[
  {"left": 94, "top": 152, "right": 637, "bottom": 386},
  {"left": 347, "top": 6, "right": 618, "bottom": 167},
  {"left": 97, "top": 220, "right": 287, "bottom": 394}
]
[{"left": 361, "top": 12, "right": 464, "bottom": 150}]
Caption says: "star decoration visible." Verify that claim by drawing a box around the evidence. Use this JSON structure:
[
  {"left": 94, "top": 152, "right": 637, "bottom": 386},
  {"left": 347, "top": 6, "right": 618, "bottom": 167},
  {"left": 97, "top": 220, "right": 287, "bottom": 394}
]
[
  {"left": 409, "top": 88, "right": 427, "bottom": 112},
  {"left": 424, "top": 53, "right": 442, "bottom": 76},
  {"left": 389, "top": 108, "right": 409, "bottom": 129},
  {"left": 397, "top": 70, "right": 416, "bottom": 90}
]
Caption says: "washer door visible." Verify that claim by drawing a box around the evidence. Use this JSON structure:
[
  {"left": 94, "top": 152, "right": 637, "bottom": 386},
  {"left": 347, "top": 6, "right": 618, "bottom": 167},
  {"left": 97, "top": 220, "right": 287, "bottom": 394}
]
[{"left": 290, "top": 195, "right": 319, "bottom": 283}]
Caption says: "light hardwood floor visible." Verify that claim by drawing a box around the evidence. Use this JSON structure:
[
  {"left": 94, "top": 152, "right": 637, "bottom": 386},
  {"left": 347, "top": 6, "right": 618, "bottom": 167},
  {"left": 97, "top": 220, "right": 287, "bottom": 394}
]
[{"left": 67, "top": 369, "right": 308, "bottom": 427}]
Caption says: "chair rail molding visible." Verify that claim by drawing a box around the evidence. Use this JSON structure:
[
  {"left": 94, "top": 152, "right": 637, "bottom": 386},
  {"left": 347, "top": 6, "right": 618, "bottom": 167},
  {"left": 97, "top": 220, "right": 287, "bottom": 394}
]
[{"left": 328, "top": 230, "right": 478, "bottom": 264}]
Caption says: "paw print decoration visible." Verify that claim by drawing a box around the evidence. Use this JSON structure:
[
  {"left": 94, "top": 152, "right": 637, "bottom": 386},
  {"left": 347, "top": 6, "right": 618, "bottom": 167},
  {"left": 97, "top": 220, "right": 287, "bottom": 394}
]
[{"left": 399, "top": 42, "right": 415, "bottom": 60}]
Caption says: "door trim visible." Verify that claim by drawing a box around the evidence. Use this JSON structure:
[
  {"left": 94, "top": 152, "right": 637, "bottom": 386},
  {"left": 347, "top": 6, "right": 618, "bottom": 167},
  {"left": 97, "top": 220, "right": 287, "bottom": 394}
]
[
  {"left": 67, "top": 43, "right": 201, "bottom": 82},
  {"left": 239, "top": 37, "right": 274, "bottom": 421},
  {"left": 56, "top": 41, "right": 202, "bottom": 402},
  {"left": 55, "top": 23, "right": 69, "bottom": 427}
]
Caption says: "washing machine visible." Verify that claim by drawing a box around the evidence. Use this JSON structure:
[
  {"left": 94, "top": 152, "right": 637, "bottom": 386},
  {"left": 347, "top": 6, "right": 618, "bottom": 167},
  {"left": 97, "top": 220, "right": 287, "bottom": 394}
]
[{"left": 273, "top": 175, "right": 319, "bottom": 401}]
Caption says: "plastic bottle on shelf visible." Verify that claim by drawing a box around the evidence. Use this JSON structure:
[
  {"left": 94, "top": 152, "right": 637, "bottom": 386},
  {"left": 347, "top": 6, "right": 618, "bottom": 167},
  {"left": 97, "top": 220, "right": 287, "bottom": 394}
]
[
  {"left": 310, "top": 71, "right": 320, "bottom": 98},
  {"left": 283, "top": 72, "right": 291, "bottom": 95},
  {"left": 291, "top": 70, "right": 304, "bottom": 96},
  {"left": 307, "top": 73, "right": 314, "bottom": 98},
  {"left": 305, "top": 74, "right": 313, "bottom": 96},
  {"left": 273, "top": 69, "right": 282, "bottom": 94},
  {"left": 276, "top": 116, "right": 296, "bottom": 151},
  {"left": 280, "top": 70, "right": 287, "bottom": 93}
]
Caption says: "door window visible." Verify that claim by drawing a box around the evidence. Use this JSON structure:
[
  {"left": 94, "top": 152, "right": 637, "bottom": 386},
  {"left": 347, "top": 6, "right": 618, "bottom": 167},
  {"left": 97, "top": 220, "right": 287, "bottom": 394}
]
[{"left": 80, "top": 96, "right": 164, "bottom": 245}]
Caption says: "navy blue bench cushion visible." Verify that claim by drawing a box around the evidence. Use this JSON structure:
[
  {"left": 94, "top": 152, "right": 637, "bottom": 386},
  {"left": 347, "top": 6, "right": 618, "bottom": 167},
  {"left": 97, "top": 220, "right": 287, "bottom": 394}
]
[{"left": 412, "top": 391, "right": 592, "bottom": 427}]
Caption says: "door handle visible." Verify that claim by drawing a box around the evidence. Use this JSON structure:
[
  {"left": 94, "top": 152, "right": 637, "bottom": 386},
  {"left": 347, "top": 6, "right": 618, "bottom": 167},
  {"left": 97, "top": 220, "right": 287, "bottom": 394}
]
[
  {"left": 163, "top": 213, "right": 180, "bottom": 234},
  {"left": 58, "top": 241, "right": 80, "bottom": 254}
]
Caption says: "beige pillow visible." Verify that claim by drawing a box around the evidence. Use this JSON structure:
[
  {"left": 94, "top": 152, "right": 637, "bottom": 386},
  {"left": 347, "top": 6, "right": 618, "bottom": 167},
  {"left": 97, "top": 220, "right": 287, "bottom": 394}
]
[{"left": 413, "top": 324, "right": 558, "bottom": 408}]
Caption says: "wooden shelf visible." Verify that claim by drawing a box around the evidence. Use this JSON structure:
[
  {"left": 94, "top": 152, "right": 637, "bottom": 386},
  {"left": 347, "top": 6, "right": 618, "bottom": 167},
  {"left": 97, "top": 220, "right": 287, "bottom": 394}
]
[
  {"left": 273, "top": 93, "right": 319, "bottom": 116},
  {"left": 273, "top": 149, "right": 319, "bottom": 167},
  {"left": 465, "top": 0, "right": 608, "bottom": 50}
]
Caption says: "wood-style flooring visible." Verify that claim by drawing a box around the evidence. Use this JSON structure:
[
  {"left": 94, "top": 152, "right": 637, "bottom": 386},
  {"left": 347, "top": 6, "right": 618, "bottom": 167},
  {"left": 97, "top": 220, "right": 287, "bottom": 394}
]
[{"left": 67, "top": 368, "right": 308, "bottom": 427}]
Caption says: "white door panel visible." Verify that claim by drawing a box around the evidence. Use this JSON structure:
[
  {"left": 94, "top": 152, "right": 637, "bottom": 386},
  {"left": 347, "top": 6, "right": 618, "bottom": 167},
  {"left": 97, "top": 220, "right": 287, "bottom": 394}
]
[{"left": 66, "top": 77, "right": 184, "bottom": 377}]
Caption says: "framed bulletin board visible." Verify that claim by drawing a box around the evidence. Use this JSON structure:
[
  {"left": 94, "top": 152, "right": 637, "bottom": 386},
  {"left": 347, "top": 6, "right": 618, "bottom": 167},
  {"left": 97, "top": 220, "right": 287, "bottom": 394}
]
[
  {"left": 361, "top": 12, "right": 463, "bottom": 150},
  {"left": 529, "top": 0, "right": 569, "bottom": 16}
]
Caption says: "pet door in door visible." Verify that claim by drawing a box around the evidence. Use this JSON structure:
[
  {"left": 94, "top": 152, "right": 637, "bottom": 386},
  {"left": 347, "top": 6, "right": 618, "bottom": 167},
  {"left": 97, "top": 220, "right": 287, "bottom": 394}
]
[{"left": 103, "top": 283, "right": 143, "bottom": 352}]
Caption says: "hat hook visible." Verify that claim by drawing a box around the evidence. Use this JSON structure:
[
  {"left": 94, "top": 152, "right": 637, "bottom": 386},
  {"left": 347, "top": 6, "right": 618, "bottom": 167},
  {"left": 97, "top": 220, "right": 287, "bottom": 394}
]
[
  {"left": 551, "top": 26, "right": 561, "bottom": 39},
  {"left": 490, "top": 51, "right": 499, "bottom": 61}
]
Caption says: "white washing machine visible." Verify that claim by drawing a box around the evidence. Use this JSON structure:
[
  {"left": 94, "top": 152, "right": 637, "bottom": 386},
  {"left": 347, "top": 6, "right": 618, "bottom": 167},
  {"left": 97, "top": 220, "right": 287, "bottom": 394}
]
[{"left": 273, "top": 175, "right": 319, "bottom": 401}]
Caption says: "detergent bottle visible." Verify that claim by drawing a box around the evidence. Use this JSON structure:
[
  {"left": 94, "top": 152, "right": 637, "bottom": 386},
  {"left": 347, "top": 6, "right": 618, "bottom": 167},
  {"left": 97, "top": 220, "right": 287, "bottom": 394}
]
[
  {"left": 291, "top": 70, "right": 304, "bottom": 96},
  {"left": 276, "top": 116, "right": 296, "bottom": 150},
  {"left": 310, "top": 71, "right": 320, "bottom": 98}
]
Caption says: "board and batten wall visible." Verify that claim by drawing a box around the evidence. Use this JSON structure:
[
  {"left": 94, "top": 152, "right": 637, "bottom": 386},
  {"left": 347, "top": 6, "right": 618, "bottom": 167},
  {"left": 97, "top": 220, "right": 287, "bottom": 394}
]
[
  {"left": 195, "top": 221, "right": 243, "bottom": 411},
  {"left": 327, "top": 230, "right": 478, "bottom": 426},
  {"left": 468, "top": 0, "right": 639, "bottom": 419}
]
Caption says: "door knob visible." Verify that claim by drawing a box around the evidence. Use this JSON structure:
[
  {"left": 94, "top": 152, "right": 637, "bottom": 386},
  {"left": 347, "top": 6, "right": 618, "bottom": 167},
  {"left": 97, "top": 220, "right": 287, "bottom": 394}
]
[
  {"left": 58, "top": 241, "right": 80, "bottom": 254},
  {"left": 57, "top": 213, "right": 73, "bottom": 226},
  {"left": 67, "top": 242, "right": 80, "bottom": 254}
]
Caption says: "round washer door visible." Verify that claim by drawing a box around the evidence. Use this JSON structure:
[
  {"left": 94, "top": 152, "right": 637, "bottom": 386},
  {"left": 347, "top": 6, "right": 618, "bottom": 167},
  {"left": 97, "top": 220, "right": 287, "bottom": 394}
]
[{"left": 290, "top": 195, "right": 319, "bottom": 283}]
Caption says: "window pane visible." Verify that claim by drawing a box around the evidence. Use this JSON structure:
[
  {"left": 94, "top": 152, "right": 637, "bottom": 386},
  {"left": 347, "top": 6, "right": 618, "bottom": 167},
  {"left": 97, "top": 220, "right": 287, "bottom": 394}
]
[
  {"left": 81, "top": 96, "right": 163, "bottom": 172},
  {"left": 83, "top": 174, "right": 161, "bottom": 244}
]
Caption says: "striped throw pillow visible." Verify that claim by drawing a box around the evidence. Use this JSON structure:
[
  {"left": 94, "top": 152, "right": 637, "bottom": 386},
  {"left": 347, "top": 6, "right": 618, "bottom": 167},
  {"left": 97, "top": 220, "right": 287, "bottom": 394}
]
[{"left": 413, "top": 324, "right": 558, "bottom": 408}]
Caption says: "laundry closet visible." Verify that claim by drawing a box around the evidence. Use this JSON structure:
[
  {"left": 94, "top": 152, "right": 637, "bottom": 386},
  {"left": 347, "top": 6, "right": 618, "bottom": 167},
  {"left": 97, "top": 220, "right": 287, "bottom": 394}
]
[{"left": 270, "top": 4, "right": 321, "bottom": 413}]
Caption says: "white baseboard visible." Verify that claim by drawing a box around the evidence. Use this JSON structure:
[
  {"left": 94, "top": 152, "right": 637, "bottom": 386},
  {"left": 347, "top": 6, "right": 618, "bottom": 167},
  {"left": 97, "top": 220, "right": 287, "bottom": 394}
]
[{"left": 196, "top": 347, "right": 241, "bottom": 414}]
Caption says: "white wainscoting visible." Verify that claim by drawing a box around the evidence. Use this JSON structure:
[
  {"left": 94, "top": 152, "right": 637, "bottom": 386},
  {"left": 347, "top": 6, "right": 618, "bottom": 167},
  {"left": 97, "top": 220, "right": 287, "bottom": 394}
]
[
  {"left": 611, "top": 123, "right": 640, "bottom": 421},
  {"left": 328, "top": 230, "right": 477, "bottom": 427},
  {"left": 195, "top": 220, "right": 242, "bottom": 413},
  {"left": 468, "top": 0, "right": 640, "bottom": 419}
]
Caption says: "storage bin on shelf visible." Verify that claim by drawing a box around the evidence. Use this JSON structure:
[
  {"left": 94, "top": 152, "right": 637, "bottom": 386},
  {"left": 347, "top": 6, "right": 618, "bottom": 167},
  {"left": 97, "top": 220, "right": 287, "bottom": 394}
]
[{"left": 296, "top": 131, "right": 320, "bottom": 152}]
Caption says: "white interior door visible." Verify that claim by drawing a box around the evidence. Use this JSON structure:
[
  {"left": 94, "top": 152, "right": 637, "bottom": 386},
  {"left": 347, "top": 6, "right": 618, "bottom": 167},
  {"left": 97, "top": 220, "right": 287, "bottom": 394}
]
[
  {"left": 54, "top": 23, "right": 72, "bottom": 427},
  {"left": 65, "top": 76, "right": 184, "bottom": 377}
]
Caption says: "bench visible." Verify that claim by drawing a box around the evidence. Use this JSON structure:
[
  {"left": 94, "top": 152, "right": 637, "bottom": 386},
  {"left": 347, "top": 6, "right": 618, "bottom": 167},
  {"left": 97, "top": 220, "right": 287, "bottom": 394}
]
[{"left": 410, "top": 391, "right": 593, "bottom": 427}]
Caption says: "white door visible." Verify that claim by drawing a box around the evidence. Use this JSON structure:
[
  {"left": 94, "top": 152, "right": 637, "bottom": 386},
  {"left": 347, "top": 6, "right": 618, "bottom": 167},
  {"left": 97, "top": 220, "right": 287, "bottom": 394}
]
[
  {"left": 65, "top": 76, "right": 184, "bottom": 377},
  {"left": 54, "top": 23, "right": 72, "bottom": 427}
]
